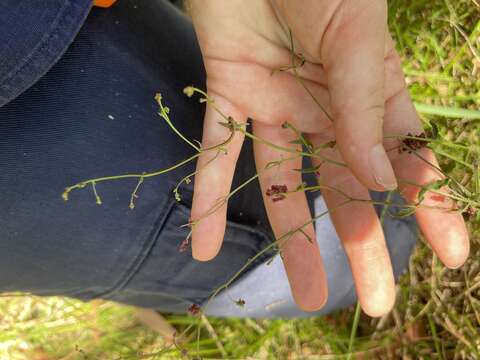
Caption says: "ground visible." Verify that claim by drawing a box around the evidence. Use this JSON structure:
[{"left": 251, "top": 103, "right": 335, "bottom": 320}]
[{"left": 0, "top": 0, "right": 479, "bottom": 359}]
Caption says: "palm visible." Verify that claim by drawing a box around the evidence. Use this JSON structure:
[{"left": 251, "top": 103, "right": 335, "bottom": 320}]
[{"left": 188, "top": 0, "right": 469, "bottom": 315}]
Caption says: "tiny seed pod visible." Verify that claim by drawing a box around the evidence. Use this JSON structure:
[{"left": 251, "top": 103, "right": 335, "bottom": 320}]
[{"left": 183, "top": 86, "right": 195, "bottom": 97}]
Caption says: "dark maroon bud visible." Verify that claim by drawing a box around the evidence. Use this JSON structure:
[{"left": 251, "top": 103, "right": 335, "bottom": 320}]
[
  {"left": 400, "top": 132, "right": 428, "bottom": 153},
  {"left": 188, "top": 303, "right": 201, "bottom": 316},
  {"left": 235, "top": 298, "right": 246, "bottom": 307},
  {"left": 179, "top": 238, "right": 190, "bottom": 252}
]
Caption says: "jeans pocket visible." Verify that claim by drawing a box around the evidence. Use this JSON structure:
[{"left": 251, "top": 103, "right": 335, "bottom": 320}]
[{"left": 107, "top": 189, "right": 274, "bottom": 312}]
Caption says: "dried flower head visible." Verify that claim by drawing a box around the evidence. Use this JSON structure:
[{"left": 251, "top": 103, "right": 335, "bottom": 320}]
[{"left": 400, "top": 132, "right": 428, "bottom": 153}]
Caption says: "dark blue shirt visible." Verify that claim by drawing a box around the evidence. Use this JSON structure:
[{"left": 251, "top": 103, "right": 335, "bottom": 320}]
[{"left": 0, "top": 0, "right": 91, "bottom": 107}]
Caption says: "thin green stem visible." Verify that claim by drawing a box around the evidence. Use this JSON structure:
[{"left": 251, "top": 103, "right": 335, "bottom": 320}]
[
  {"left": 383, "top": 133, "right": 470, "bottom": 150},
  {"left": 242, "top": 129, "right": 346, "bottom": 168},
  {"left": 286, "top": 28, "right": 333, "bottom": 122},
  {"left": 200, "top": 199, "right": 353, "bottom": 314},
  {"left": 129, "top": 175, "right": 145, "bottom": 209},
  {"left": 63, "top": 153, "right": 201, "bottom": 201},
  {"left": 155, "top": 93, "right": 201, "bottom": 152},
  {"left": 346, "top": 302, "right": 362, "bottom": 359}
]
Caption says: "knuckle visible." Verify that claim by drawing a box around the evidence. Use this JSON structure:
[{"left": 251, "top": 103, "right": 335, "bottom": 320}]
[{"left": 347, "top": 239, "right": 386, "bottom": 263}]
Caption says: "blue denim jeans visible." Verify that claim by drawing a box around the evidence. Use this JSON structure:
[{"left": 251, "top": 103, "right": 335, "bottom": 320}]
[
  {"left": 0, "top": 0, "right": 91, "bottom": 106},
  {"left": 0, "top": 0, "right": 417, "bottom": 317}
]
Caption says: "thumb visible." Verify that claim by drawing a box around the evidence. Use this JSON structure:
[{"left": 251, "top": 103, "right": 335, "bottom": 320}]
[{"left": 322, "top": 1, "right": 397, "bottom": 191}]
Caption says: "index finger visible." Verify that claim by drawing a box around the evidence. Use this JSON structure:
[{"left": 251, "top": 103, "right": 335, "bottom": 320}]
[{"left": 191, "top": 94, "right": 246, "bottom": 261}]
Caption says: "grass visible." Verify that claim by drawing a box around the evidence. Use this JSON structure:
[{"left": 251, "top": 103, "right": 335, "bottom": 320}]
[{"left": 1, "top": 0, "right": 479, "bottom": 358}]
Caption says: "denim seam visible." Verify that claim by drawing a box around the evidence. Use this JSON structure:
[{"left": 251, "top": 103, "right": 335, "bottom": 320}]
[
  {"left": 176, "top": 191, "right": 277, "bottom": 290},
  {"left": 99, "top": 194, "right": 176, "bottom": 299},
  {"left": 175, "top": 200, "right": 274, "bottom": 254},
  {"left": 103, "top": 186, "right": 275, "bottom": 303},
  {"left": 0, "top": 0, "right": 92, "bottom": 106},
  {"left": 176, "top": 187, "right": 275, "bottom": 254}
]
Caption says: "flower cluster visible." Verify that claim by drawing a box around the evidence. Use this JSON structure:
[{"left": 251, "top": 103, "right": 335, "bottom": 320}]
[
  {"left": 266, "top": 184, "right": 288, "bottom": 202},
  {"left": 464, "top": 206, "right": 478, "bottom": 221},
  {"left": 400, "top": 132, "right": 428, "bottom": 153}
]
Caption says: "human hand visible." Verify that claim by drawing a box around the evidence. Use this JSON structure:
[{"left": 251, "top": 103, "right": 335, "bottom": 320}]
[{"left": 187, "top": 0, "right": 469, "bottom": 316}]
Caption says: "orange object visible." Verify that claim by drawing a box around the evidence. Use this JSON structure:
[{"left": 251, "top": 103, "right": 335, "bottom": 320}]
[{"left": 93, "top": 0, "right": 117, "bottom": 8}]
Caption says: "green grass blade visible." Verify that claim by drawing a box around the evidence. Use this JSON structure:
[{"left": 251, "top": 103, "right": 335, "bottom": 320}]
[
  {"left": 414, "top": 103, "right": 480, "bottom": 120},
  {"left": 346, "top": 302, "right": 362, "bottom": 359}
]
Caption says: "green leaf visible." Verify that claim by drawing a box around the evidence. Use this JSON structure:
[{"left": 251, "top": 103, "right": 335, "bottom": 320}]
[
  {"left": 288, "top": 139, "right": 304, "bottom": 145},
  {"left": 417, "top": 178, "right": 450, "bottom": 205},
  {"left": 390, "top": 207, "right": 417, "bottom": 218},
  {"left": 441, "top": 161, "right": 456, "bottom": 174},
  {"left": 429, "top": 122, "right": 439, "bottom": 139},
  {"left": 317, "top": 140, "right": 336, "bottom": 149},
  {"left": 414, "top": 103, "right": 480, "bottom": 120}
]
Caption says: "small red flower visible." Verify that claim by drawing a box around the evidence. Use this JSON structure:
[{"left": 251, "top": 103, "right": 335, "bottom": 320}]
[
  {"left": 266, "top": 184, "right": 288, "bottom": 202},
  {"left": 188, "top": 303, "right": 201, "bottom": 316},
  {"left": 400, "top": 132, "right": 428, "bottom": 153},
  {"left": 179, "top": 238, "right": 190, "bottom": 253}
]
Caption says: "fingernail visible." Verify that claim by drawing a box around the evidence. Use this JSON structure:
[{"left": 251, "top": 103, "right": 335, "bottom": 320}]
[{"left": 369, "top": 143, "right": 397, "bottom": 190}]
